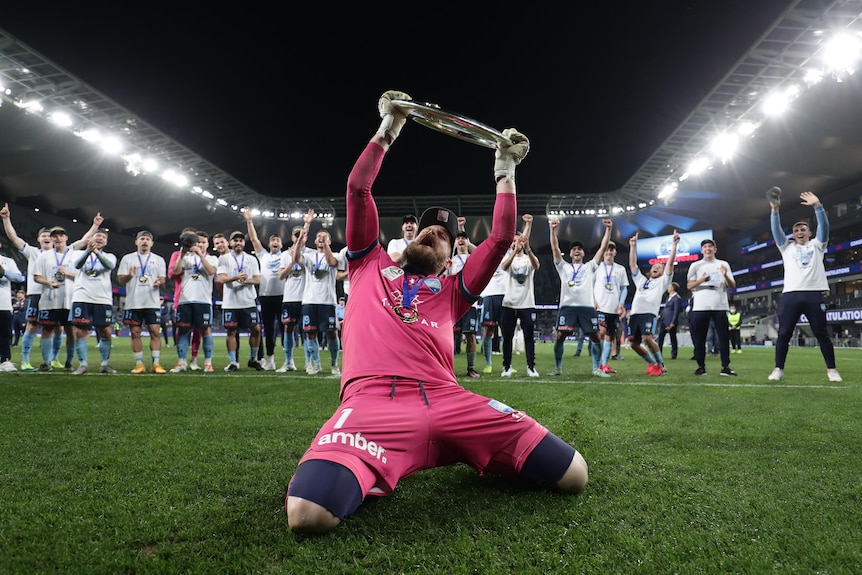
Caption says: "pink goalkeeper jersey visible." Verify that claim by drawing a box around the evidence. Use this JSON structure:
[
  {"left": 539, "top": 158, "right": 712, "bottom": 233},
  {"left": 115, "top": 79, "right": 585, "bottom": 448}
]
[{"left": 340, "top": 142, "right": 514, "bottom": 396}]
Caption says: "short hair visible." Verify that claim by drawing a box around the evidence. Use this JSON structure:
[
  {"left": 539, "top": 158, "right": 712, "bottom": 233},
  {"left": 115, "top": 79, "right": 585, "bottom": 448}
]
[
  {"left": 670, "top": 282, "right": 679, "bottom": 291},
  {"left": 212, "top": 233, "right": 227, "bottom": 240}
]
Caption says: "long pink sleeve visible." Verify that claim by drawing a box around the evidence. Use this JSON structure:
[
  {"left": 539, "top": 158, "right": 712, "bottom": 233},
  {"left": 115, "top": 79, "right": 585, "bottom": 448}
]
[
  {"left": 346, "top": 142, "right": 385, "bottom": 251},
  {"left": 461, "top": 192, "right": 516, "bottom": 295}
]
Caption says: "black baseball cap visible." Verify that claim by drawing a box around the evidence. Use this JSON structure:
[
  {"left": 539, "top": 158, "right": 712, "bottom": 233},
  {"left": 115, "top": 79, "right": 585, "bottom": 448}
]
[
  {"left": 229, "top": 231, "right": 246, "bottom": 241},
  {"left": 569, "top": 240, "right": 584, "bottom": 250},
  {"left": 38, "top": 226, "right": 51, "bottom": 235},
  {"left": 417, "top": 207, "right": 459, "bottom": 244},
  {"left": 292, "top": 226, "right": 304, "bottom": 237},
  {"left": 606, "top": 241, "right": 617, "bottom": 249},
  {"left": 402, "top": 214, "right": 418, "bottom": 224},
  {"left": 136, "top": 230, "right": 153, "bottom": 239},
  {"left": 701, "top": 238, "right": 716, "bottom": 247},
  {"left": 49, "top": 226, "right": 67, "bottom": 236}
]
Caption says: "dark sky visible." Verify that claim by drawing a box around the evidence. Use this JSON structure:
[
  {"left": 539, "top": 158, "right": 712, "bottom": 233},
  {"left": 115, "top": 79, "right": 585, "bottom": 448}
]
[{"left": 3, "top": 2, "right": 793, "bottom": 205}]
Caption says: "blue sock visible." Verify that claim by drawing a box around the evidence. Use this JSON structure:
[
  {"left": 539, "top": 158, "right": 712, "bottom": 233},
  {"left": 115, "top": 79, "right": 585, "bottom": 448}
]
[
  {"left": 601, "top": 340, "right": 612, "bottom": 365},
  {"left": 329, "top": 337, "right": 339, "bottom": 367},
  {"left": 202, "top": 335, "right": 214, "bottom": 360},
  {"left": 21, "top": 332, "right": 35, "bottom": 363},
  {"left": 76, "top": 337, "right": 88, "bottom": 363},
  {"left": 553, "top": 339, "right": 564, "bottom": 368},
  {"left": 99, "top": 338, "right": 111, "bottom": 362}
]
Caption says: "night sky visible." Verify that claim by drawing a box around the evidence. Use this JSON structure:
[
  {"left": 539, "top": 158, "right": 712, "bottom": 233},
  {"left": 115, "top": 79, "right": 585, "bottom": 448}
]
[{"left": 3, "top": 2, "right": 793, "bottom": 206}]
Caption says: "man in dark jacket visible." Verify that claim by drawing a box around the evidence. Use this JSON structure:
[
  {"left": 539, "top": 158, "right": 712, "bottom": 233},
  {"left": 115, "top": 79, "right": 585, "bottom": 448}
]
[{"left": 657, "top": 282, "right": 682, "bottom": 359}]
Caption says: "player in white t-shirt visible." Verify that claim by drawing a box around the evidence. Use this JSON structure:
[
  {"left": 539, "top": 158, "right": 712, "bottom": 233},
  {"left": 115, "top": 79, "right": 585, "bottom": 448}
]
[
  {"left": 33, "top": 227, "right": 85, "bottom": 372},
  {"left": 386, "top": 214, "right": 417, "bottom": 262},
  {"left": 295, "top": 214, "right": 344, "bottom": 375},
  {"left": 276, "top": 226, "right": 309, "bottom": 372},
  {"left": 244, "top": 209, "right": 284, "bottom": 370},
  {"left": 170, "top": 231, "right": 218, "bottom": 372},
  {"left": 627, "top": 230, "right": 679, "bottom": 376},
  {"left": 69, "top": 229, "right": 118, "bottom": 375},
  {"left": 218, "top": 231, "right": 263, "bottom": 372},
  {"left": 117, "top": 230, "right": 167, "bottom": 374},
  {"left": 548, "top": 217, "right": 613, "bottom": 377},
  {"left": 593, "top": 241, "right": 630, "bottom": 374}
]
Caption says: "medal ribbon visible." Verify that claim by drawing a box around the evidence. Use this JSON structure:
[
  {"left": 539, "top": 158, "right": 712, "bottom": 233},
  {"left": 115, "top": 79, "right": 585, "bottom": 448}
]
[
  {"left": 88, "top": 254, "right": 98, "bottom": 274},
  {"left": 137, "top": 253, "right": 151, "bottom": 278},
  {"left": 55, "top": 248, "right": 69, "bottom": 268},
  {"left": 401, "top": 276, "right": 426, "bottom": 308},
  {"left": 571, "top": 263, "right": 583, "bottom": 284},
  {"left": 232, "top": 253, "right": 245, "bottom": 274}
]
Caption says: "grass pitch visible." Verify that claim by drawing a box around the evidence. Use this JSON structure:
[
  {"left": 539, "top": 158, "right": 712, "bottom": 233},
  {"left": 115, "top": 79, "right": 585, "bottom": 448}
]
[{"left": 1, "top": 340, "right": 859, "bottom": 574}]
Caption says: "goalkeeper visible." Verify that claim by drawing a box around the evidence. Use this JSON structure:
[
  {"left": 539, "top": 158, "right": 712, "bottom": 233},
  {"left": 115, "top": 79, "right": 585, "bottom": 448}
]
[{"left": 285, "top": 90, "right": 589, "bottom": 534}]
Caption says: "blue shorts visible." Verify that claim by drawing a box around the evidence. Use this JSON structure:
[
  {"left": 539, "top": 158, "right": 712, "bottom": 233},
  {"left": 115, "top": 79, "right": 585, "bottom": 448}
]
[
  {"left": 223, "top": 306, "right": 260, "bottom": 330},
  {"left": 71, "top": 303, "right": 114, "bottom": 328},
  {"left": 176, "top": 303, "right": 213, "bottom": 328},
  {"left": 455, "top": 307, "right": 479, "bottom": 333},
  {"left": 25, "top": 294, "right": 41, "bottom": 323},
  {"left": 302, "top": 303, "right": 336, "bottom": 333},
  {"left": 555, "top": 305, "right": 598, "bottom": 335},
  {"left": 481, "top": 294, "right": 504, "bottom": 327},
  {"left": 123, "top": 308, "right": 161, "bottom": 327},
  {"left": 281, "top": 301, "right": 303, "bottom": 325},
  {"left": 627, "top": 313, "right": 657, "bottom": 344}
]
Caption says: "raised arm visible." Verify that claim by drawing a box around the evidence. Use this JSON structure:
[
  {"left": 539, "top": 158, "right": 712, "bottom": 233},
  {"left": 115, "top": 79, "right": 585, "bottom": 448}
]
[
  {"left": 592, "top": 219, "right": 613, "bottom": 266},
  {"left": 243, "top": 209, "right": 264, "bottom": 254},
  {"left": 0, "top": 203, "right": 25, "bottom": 250},
  {"left": 548, "top": 218, "right": 562, "bottom": 264},
  {"left": 801, "top": 191, "right": 830, "bottom": 243},
  {"left": 629, "top": 232, "right": 639, "bottom": 275},
  {"left": 71, "top": 212, "right": 104, "bottom": 250},
  {"left": 664, "top": 229, "right": 680, "bottom": 274}
]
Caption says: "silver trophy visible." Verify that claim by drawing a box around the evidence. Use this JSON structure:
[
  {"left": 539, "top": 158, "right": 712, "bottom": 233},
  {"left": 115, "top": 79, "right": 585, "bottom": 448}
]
[{"left": 392, "top": 100, "right": 512, "bottom": 149}]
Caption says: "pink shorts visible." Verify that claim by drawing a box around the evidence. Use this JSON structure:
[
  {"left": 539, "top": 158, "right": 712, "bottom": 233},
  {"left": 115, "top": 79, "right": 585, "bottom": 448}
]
[{"left": 295, "top": 377, "right": 549, "bottom": 498}]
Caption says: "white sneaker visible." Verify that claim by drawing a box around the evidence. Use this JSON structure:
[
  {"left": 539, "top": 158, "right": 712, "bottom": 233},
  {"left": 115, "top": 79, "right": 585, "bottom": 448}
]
[
  {"left": 0, "top": 360, "right": 17, "bottom": 372},
  {"left": 767, "top": 368, "right": 784, "bottom": 381},
  {"left": 501, "top": 367, "right": 513, "bottom": 378},
  {"left": 526, "top": 367, "right": 539, "bottom": 378},
  {"left": 306, "top": 363, "right": 321, "bottom": 375},
  {"left": 827, "top": 370, "right": 842, "bottom": 382},
  {"left": 189, "top": 360, "right": 201, "bottom": 371},
  {"left": 170, "top": 361, "right": 188, "bottom": 373},
  {"left": 276, "top": 363, "right": 289, "bottom": 373},
  {"left": 263, "top": 356, "right": 276, "bottom": 371},
  {"left": 331, "top": 366, "right": 341, "bottom": 376}
]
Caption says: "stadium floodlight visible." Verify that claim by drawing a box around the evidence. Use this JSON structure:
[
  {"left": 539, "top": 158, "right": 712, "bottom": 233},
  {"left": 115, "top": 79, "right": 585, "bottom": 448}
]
[
  {"left": 710, "top": 132, "right": 739, "bottom": 163},
  {"left": 821, "top": 32, "right": 861, "bottom": 76}
]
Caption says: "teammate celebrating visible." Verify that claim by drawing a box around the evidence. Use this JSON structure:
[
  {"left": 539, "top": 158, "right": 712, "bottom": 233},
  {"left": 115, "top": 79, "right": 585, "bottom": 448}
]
[
  {"left": 767, "top": 190, "right": 841, "bottom": 382},
  {"left": 547, "top": 217, "right": 613, "bottom": 377}
]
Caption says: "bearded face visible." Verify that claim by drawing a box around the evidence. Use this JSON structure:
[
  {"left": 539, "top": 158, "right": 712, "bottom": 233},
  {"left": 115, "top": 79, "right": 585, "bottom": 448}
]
[{"left": 400, "top": 225, "right": 452, "bottom": 275}]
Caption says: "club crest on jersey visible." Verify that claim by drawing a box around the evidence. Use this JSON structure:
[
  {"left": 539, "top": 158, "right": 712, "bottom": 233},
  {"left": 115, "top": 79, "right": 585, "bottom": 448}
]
[{"left": 424, "top": 278, "right": 442, "bottom": 293}]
